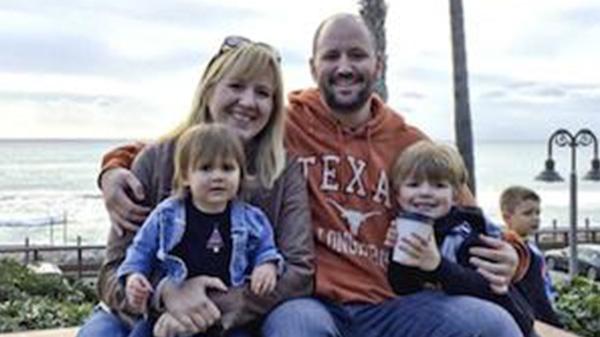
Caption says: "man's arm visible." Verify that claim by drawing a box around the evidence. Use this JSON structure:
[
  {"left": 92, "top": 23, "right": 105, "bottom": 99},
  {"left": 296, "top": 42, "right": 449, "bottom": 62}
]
[
  {"left": 502, "top": 230, "right": 530, "bottom": 281},
  {"left": 98, "top": 142, "right": 146, "bottom": 186},
  {"left": 456, "top": 185, "right": 530, "bottom": 291},
  {"left": 98, "top": 142, "right": 150, "bottom": 234},
  {"left": 469, "top": 232, "right": 530, "bottom": 294}
]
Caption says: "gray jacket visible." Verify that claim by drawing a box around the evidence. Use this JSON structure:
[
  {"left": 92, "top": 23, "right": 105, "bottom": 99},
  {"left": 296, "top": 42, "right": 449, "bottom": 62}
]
[{"left": 97, "top": 139, "right": 314, "bottom": 330}]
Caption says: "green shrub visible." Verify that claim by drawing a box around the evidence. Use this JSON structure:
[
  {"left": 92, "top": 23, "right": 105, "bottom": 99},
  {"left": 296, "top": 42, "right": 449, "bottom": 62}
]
[
  {"left": 555, "top": 277, "right": 600, "bottom": 337},
  {"left": 0, "top": 259, "right": 30, "bottom": 302},
  {"left": 2, "top": 256, "right": 598, "bottom": 335},
  {"left": 0, "top": 258, "right": 96, "bottom": 332}
]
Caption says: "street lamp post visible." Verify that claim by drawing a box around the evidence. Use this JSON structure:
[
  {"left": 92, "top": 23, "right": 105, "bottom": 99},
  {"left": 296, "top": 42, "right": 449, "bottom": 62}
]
[{"left": 535, "top": 128, "right": 600, "bottom": 280}]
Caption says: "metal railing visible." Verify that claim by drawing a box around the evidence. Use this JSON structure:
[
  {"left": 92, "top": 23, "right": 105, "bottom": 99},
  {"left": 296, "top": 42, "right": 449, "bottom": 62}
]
[
  {"left": 0, "top": 211, "right": 68, "bottom": 245},
  {"left": 534, "top": 218, "right": 600, "bottom": 250},
  {"left": 0, "top": 236, "right": 104, "bottom": 279},
  {"left": 1, "top": 219, "right": 598, "bottom": 278}
]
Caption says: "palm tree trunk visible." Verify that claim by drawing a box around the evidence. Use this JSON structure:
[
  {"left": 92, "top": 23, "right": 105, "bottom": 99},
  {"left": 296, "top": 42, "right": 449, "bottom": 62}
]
[
  {"left": 449, "top": 0, "right": 476, "bottom": 195},
  {"left": 359, "top": 0, "right": 388, "bottom": 102}
]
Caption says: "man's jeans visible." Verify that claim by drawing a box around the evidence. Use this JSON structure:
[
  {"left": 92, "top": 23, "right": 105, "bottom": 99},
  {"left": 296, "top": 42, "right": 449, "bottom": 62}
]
[{"left": 262, "top": 291, "right": 523, "bottom": 337}]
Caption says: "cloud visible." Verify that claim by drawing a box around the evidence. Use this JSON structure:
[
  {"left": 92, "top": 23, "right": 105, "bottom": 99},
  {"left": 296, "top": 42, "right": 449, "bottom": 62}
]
[
  {"left": 0, "top": 32, "right": 111, "bottom": 75},
  {"left": 0, "top": 4, "right": 221, "bottom": 78},
  {"left": 0, "top": 90, "right": 165, "bottom": 139},
  {"left": 559, "top": 3, "right": 600, "bottom": 27},
  {"left": 471, "top": 78, "right": 600, "bottom": 140},
  {"left": 400, "top": 91, "right": 426, "bottom": 100},
  {"left": 478, "top": 78, "right": 600, "bottom": 105},
  {"left": 0, "top": 1, "right": 258, "bottom": 29},
  {"left": 1, "top": 0, "right": 598, "bottom": 141},
  {"left": 0, "top": 91, "right": 125, "bottom": 105}
]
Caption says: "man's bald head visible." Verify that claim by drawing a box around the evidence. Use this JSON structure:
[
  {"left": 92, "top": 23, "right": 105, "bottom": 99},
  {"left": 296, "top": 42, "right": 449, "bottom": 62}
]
[
  {"left": 309, "top": 12, "right": 382, "bottom": 124},
  {"left": 312, "top": 13, "right": 377, "bottom": 57}
]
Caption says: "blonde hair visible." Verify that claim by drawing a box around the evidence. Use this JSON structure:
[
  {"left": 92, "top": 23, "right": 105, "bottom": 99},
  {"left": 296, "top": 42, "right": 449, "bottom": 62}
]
[
  {"left": 391, "top": 140, "right": 469, "bottom": 189},
  {"left": 163, "top": 42, "right": 285, "bottom": 189},
  {"left": 172, "top": 124, "right": 247, "bottom": 197},
  {"left": 500, "top": 186, "right": 540, "bottom": 215}
]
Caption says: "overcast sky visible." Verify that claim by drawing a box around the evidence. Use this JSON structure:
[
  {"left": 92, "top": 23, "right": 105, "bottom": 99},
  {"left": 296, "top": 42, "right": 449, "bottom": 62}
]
[{"left": 1, "top": 0, "right": 599, "bottom": 141}]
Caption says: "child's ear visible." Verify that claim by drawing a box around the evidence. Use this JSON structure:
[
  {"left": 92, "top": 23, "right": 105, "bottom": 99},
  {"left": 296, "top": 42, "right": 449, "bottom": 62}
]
[
  {"left": 180, "top": 171, "right": 190, "bottom": 186},
  {"left": 394, "top": 186, "right": 402, "bottom": 204},
  {"left": 452, "top": 187, "right": 460, "bottom": 202},
  {"left": 309, "top": 57, "right": 318, "bottom": 82},
  {"left": 501, "top": 211, "right": 512, "bottom": 225}
]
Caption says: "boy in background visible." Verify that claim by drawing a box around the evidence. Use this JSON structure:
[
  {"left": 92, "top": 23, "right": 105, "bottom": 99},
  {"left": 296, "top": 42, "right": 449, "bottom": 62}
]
[{"left": 500, "top": 186, "right": 563, "bottom": 328}]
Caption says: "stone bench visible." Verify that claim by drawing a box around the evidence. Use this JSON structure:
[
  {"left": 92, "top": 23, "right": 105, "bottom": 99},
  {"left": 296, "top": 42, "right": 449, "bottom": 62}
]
[
  {"left": 535, "top": 321, "right": 580, "bottom": 337},
  {"left": 0, "top": 328, "right": 78, "bottom": 337}
]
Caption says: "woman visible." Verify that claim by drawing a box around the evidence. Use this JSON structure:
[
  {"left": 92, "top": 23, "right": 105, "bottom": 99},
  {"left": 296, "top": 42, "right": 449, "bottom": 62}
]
[{"left": 77, "top": 37, "right": 314, "bottom": 337}]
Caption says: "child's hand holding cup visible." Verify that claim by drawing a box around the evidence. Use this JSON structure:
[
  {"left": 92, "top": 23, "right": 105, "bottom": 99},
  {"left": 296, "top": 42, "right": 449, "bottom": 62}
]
[{"left": 391, "top": 212, "right": 435, "bottom": 267}]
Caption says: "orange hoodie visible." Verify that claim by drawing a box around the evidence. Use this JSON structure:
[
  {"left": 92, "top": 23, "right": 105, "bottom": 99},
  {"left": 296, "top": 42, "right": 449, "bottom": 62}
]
[{"left": 285, "top": 88, "right": 426, "bottom": 304}]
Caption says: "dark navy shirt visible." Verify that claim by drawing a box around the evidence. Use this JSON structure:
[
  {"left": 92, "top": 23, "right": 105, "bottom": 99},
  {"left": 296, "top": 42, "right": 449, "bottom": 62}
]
[
  {"left": 171, "top": 196, "right": 232, "bottom": 286},
  {"left": 516, "top": 243, "right": 563, "bottom": 327}
]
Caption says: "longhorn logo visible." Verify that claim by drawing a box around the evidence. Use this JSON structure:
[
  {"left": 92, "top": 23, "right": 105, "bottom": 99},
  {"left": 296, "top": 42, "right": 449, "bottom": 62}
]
[{"left": 326, "top": 198, "right": 381, "bottom": 236}]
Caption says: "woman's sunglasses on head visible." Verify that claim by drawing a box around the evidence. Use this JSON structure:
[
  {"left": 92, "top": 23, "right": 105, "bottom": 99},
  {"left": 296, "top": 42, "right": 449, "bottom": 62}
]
[{"left": 207, "top": 35, "right": 281, "bottom": 68}]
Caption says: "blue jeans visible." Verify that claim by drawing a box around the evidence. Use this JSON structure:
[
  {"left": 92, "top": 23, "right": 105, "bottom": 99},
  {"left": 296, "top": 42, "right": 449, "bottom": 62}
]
[
  {"left": 77, "top": 305, "right": 130, "bottom": 337},
  {"left": 77, "top": 305, "right": 253, "bottom": 337},
  {"left": 262, "top": 291, "right": 523, "bottom": 337},
  {"left": 129, "top": 318, "right": 252, "bottom": 337}
]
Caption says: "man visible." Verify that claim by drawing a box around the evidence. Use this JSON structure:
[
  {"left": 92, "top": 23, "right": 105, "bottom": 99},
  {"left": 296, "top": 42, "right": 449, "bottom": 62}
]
[
  {"left": 99, "top": 13, "right": 528, "bottom": 337},
  {"left": 260, "top": 14, "right": 525, "bottom": 337}
]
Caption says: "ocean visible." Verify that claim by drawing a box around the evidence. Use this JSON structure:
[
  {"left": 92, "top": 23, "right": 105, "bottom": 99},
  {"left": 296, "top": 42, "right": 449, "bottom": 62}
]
[{"left": 0, "top": 139, "right": 599, "bottom": 245}]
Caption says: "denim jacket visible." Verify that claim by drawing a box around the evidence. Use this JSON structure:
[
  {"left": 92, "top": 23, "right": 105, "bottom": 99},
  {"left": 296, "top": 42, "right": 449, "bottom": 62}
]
[{"left": 117, "top": 196, "right": 284, "bottom": 289}]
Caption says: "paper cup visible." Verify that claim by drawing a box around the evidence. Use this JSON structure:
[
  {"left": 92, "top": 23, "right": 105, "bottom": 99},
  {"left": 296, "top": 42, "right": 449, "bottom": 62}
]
[{"left": 391, "top": 212, "right": 434, "bottom": 264}]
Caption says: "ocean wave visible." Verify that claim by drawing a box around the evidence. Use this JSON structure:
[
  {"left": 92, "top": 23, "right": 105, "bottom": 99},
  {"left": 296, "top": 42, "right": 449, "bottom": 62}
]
[
  {"left": 0, "top": 214, "right": 67, "bottom": 227},
  {"left": 0, "top": 162, "right": 96, "bottom": 170},
  {"left": 0, "top": 190, "right": 96, "bottom": 198},
  {"left": 81, "top": 193, "right": 102, "bottom": 199}
]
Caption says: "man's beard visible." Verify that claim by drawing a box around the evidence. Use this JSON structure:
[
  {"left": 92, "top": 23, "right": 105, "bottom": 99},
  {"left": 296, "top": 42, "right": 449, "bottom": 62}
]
[{"left": 320, "top": 74, "right": 374, "bottom": 113}]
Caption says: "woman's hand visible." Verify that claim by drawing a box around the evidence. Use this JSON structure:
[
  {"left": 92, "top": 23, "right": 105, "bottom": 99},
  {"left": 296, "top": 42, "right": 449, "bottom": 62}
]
[
  {"left": 161, "top": 276, "right": 228, "bottom": 333},
  {"left": 469, "top": 234, "right": 518, "bottom": 294},
  {"left": 250, "top": 263, "right": 277, "bottom": 296}
]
